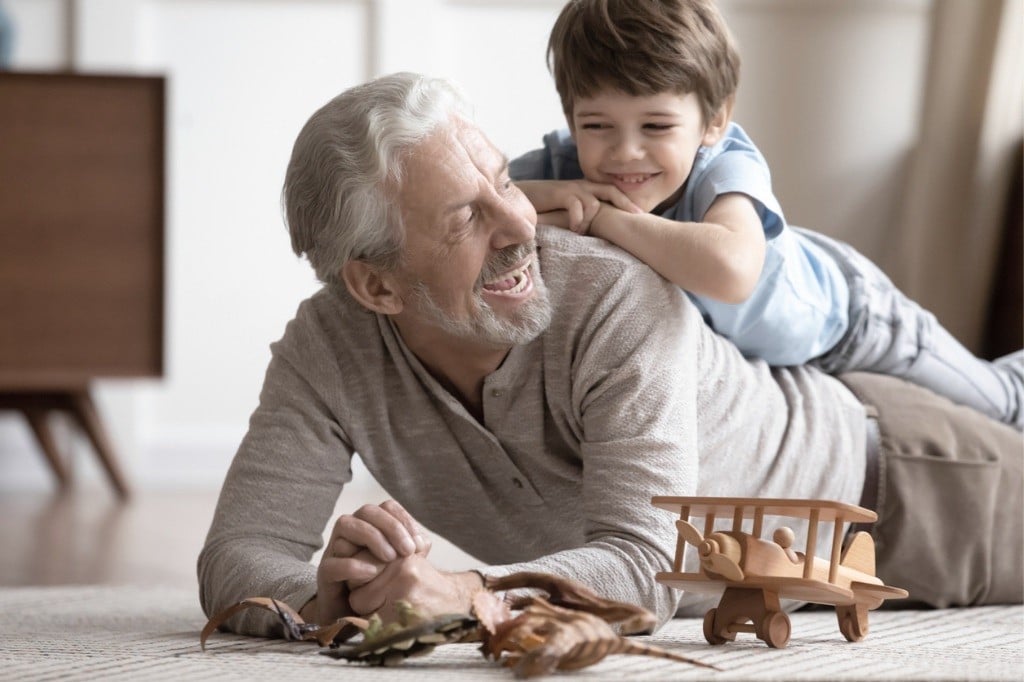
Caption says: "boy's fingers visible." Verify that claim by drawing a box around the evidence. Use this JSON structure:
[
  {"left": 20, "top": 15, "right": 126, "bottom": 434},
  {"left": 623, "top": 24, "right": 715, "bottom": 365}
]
[
  {"left": 538, "top": 210, "right": 571, "bottom": 229},
  {"left": 607, "top": 193, "right": 643, "bottom": 213},
  {"left": 590, "top": 184, "right": 643, "bottom": 213},
  {"left": 567, "top": 198, "right": 584, "bottom": 231}
]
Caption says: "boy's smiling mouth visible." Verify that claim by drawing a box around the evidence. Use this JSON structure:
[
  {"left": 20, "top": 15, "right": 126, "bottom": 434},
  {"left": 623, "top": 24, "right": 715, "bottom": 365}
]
[
  {"left": 609, "top": 172, "right": 660, "bottom": 184},
  {"left": 606, "top": 172, "right": 662, "bottom": 194}
]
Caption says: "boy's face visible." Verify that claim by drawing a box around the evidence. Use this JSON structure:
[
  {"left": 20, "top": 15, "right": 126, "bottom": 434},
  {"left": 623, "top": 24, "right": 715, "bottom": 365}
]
[{"left": 571, "top": 90, "right": 722, "bottom": 213}]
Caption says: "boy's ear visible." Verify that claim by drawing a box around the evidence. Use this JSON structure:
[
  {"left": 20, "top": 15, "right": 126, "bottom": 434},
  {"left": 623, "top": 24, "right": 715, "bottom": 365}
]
[
  {"left": 702, "top": 95, "right": 735, "bottom": 147},
  {"left": 340, "top": 260, "right": 405, "bottom": 315}
]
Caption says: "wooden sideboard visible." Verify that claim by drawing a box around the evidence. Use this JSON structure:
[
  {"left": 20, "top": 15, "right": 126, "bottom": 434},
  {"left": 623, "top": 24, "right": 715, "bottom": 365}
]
[{"left": 0, "top": 72, "right": 166, "bottom": 498}]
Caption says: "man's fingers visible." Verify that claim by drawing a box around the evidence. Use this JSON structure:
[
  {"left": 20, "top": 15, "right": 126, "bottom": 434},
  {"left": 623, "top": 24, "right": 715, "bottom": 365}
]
[
  {"left": 348, "top": 582, "right": 387, "bottom": 616},
  {"left": 329, "top": 512, "right": 401, "bottom": 562},
  {"left": 347, "top": 557, "right": 407, "bottom": 615},
  {"left": 319, "top": 552, "right": 386, "bottom": 587},
  {"left": 326, "top": 501, "right": 431, "bottom": 565},
  {"left": 329, "top": 535, "right": 359, "bottom": 558},
  {"left": 378, "top": 499, "right": 430, "bottom": 555}
]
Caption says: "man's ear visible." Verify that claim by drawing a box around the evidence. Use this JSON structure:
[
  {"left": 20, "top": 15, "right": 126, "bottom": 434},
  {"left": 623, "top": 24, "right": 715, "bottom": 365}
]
[
  {"left": 340, "top": 260, "right": 404, "bottom": 315},
  {"left": 702, "top": 95, "right": 735, "bottom": 147}
]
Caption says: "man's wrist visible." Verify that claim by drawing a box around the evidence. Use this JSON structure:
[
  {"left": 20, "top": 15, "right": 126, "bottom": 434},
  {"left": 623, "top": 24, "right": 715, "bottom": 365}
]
[{"left": 452, "top": 570, "right": 486, "bottom": 612}]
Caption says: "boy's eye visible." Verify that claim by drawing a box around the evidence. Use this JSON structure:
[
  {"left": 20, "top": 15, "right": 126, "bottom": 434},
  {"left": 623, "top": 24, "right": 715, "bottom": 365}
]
[
  {"left": 579, "top": 122, "right": 610, "bottom": 130},
  {"left": 643, "top": 123, "right": 675, "bottom": 131}
]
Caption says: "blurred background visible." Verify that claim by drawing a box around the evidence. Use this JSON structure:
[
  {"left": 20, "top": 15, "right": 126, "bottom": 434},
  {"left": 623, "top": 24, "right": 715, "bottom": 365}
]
[{"left": 0, "top": 0, "right": 1020, "bottom": 585}]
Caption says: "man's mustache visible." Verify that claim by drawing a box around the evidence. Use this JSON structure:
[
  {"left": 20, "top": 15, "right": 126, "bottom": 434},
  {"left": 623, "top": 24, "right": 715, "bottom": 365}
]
[{"left": 478, "top": 241, "right": 537, "bottom": 285}]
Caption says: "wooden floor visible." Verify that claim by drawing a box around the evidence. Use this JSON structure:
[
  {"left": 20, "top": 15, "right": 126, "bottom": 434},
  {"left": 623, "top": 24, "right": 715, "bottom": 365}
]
[
  {"left": 0, "top": 485, "right": 477, "bottom": 590},
  {"left": 0, "top": 487, "right": 221, "bottom": 588}
]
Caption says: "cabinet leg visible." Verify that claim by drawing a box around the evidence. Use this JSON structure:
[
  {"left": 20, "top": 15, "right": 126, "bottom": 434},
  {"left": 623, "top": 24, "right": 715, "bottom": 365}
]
[
  {"left": 22, "top": 407, "right": 71, "bottom": 490},
  {"left": 68, "top": 389, "right": 131, "bottom": 500},
  {"left": 2, "top": 389, "right": 130, "bottom": 499}
]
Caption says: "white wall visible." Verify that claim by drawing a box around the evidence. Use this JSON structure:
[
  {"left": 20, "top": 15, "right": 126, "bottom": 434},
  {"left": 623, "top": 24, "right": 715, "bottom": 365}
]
[{"left": 0, "top": 0, "right": 931, "bottom": 493}]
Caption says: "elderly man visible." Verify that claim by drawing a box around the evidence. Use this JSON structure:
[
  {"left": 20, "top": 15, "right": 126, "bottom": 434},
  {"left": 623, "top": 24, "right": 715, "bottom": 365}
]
[{"left": 198, "top": 73, "right": 1021, "bottom": 636}]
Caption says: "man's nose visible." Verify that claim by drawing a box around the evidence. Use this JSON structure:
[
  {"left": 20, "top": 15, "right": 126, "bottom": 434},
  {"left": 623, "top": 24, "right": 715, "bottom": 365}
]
[{"left": 489, "top": 191, "right": 536, "bottom": 249}]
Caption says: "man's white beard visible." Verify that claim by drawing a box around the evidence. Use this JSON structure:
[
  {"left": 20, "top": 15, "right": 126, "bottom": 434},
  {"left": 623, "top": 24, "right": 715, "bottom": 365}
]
[{"left": 409, "top": 255, "right": 552, "bottom": 347}]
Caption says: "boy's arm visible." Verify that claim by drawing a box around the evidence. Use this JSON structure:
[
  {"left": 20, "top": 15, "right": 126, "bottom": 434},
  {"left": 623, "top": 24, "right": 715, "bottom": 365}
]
[
  {"left": 515, "top": 179, "right": 642, "bottom": 234},
  {"left": 590, "top": 192, "right": 765, "bottom": 304}
]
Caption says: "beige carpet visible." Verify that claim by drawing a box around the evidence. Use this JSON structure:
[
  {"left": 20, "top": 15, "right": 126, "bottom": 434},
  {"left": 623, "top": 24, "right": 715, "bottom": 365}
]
[{"left": 3, "top": 586, "right": 1021, "bottom": 681}]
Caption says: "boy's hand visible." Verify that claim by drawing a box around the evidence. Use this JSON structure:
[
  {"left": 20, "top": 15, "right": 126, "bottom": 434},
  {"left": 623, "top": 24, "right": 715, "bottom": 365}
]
[
  {"left": 539, "top": 200, "right": 630, "bottom": 237},
  {"left": 516, "top": 179, "right": 642, "bottom": 234}
]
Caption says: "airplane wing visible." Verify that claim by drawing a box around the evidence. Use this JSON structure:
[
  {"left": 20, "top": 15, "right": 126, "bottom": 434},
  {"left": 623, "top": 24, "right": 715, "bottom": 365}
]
[
  {"left": 849, "top": 581, "right": 910, "bottom": 603},
  {"left": 652, "top": 496, "right": 877, "bottom": 524},
  {"left": 656, "top": 571, "right": 858, "bottom": 605}
]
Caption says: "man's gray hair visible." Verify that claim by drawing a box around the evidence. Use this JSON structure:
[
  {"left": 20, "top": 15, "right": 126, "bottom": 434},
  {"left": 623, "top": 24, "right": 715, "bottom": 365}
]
[{"left": 283, "top": 72, "right": 470, "bottom": 285}]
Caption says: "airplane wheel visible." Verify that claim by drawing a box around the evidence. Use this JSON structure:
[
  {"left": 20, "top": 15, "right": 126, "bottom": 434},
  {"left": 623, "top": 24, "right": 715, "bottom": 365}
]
[
  {"left": 837, "top": 605, "right": 868, "bottom": 642},
  {"left": 703, "top": 609, "right": 729, "bottom": 645},
  {"left": 760, "top": 611, "right": 791, "bottom": 649}
]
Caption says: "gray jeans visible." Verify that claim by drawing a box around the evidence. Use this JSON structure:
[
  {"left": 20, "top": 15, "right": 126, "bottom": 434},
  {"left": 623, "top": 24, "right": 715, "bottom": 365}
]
[
  {"left": 800, "top": 228, "right": 1024, "bottom": 430},
  {"left": 838, "top": 371, "right": 1022, "bottom": 607}
]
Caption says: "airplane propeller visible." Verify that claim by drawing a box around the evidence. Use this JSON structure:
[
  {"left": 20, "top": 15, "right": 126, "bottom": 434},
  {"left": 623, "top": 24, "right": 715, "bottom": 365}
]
[
  {"left": 676, "top": 519, "right": 705, "bottom": 547},
  {"left": 675, "top": 520, "right": 745, "bottom": 582},
  {"left": 703, "top": 548, "right": 745, "bottom": 582}
]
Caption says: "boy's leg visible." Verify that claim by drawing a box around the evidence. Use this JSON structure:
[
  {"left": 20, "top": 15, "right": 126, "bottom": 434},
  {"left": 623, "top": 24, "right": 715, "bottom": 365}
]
[
  {"left": 837, "top": 371, "right": 1023, "bottom": 607},
  {"left": 800, "top": 228, "right": 1024, "bottom": 430}
]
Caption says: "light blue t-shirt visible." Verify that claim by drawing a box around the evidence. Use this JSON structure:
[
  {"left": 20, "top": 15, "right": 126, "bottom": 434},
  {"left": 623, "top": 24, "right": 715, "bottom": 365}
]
[{"left": 510, "top": 123, "right": 849, "bottom": 366}]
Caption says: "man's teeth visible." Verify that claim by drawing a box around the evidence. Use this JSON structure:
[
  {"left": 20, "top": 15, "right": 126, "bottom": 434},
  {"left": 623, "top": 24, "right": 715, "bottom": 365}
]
[{"left": 485, "top": 263, "right": 530, "bottom": 293}]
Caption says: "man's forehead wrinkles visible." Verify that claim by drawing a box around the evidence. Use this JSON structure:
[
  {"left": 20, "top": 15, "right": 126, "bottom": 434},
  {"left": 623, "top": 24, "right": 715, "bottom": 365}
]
[
  {"left": 450, "top": 121, "right": 505, "bottom": 176},
  {"left": 398, "top": 122, "right": 507, "bottom": 223}
]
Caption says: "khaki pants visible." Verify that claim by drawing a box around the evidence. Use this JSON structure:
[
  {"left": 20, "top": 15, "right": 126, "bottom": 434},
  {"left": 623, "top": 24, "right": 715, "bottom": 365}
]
[{"left": 838, "top": 371, "right": 1023, "bottom": 607}]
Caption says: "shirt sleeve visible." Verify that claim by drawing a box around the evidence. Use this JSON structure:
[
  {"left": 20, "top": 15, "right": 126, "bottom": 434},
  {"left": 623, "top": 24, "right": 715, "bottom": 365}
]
[
  {"left": 509, "top": 146, "right": 551, "bottom": 181},
  {"left": 197, "top": 341, "right": 355, "bottom": 637},
  {"left": 685, "top": 146, "right": 844, "bottom": 365},
  {"left": 479, "top": 253, "right": 700, "bottom": 627},
  {"left": 510, "top": 129, "right": 584, "bottom": 181},
  {"left": 690, "top": 144, "right": 785, "bottom": 239}
]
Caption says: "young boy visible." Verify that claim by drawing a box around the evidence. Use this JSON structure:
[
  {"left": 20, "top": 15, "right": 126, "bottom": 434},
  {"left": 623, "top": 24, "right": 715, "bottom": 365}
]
[{"left": 512, "top": 0, "right": 1023, "bottom": 429}]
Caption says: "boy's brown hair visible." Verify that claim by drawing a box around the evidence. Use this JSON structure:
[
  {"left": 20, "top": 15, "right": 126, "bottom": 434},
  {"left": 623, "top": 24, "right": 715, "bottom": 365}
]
[{"left": 547, "top": 0, "right": 740, "bottom": 127}]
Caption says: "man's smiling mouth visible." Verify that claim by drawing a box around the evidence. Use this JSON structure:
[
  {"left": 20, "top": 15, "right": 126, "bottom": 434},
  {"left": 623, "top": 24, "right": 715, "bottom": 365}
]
[{"left": 482, "top": 259, "right": 533, "bottom": 296}]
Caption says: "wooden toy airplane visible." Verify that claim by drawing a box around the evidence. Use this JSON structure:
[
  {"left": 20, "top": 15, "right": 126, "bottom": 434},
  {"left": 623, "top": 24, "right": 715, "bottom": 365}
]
[{"left": 652, "top": 496, "right": 908, "bottom": 649}]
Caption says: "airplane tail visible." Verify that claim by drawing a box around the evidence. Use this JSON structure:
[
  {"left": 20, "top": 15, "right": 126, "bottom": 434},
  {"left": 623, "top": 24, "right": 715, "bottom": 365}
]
[{"left": 840, "top": 531, "right": 876, "bottom": 576}]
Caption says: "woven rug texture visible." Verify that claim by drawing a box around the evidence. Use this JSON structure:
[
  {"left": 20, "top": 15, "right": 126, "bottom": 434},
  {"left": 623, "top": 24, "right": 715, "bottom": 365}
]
[{"left": 1, "top": 586, "right": 1021, "bottom": 681}]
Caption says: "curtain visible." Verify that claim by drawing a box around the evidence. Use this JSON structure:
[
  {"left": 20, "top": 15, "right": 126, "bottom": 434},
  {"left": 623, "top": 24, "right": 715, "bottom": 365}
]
[{"left": 892, "top": 0, "right": 1023, "bottom": 352}]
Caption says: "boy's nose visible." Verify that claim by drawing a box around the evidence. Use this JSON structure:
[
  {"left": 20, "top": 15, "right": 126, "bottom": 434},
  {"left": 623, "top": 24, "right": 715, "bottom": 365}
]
[{"left": 610, "top": 133, "right": 644, "bottom": 161}]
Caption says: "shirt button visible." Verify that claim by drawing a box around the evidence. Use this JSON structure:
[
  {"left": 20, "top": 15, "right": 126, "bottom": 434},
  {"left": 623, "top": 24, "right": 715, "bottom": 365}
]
[
  {"left": 491, "top": 389, "right": 503, "bottom": 397},
  {"left": 512, "top": 477, "right": 524, "bottom": 489}
]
